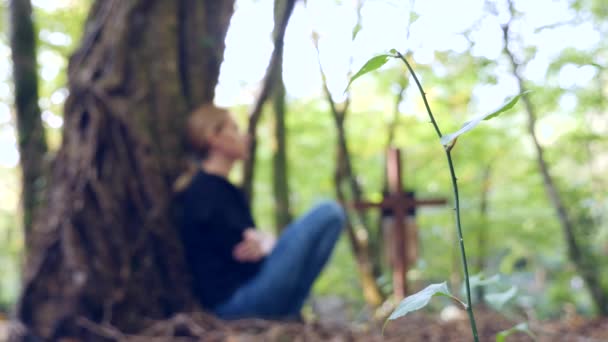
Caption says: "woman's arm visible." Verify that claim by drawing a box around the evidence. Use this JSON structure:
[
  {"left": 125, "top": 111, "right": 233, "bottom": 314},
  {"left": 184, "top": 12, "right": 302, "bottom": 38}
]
[{"left": 233, "top": 229, "right": 276, "bottom": 262}]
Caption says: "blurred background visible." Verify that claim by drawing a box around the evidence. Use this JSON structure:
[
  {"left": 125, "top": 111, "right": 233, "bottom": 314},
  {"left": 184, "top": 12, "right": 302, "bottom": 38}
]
[{"left": 0, "top": 0, "right": 607, "bottom": 323}]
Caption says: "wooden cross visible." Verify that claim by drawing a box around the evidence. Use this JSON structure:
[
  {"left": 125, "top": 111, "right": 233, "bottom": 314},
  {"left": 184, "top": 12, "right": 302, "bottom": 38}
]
[{"left": 353, "top": 147, "right": 447, "bottom": 299}]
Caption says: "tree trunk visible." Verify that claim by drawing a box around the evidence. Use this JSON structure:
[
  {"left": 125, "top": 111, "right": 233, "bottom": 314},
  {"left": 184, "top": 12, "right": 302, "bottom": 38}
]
[
  {"left": 334, "top": 159, "right": 385, "bottom": 307},
  {"left": 271, "top": 0, "right": 293, "bottom": 232},
  {"left": 241, "top": 0, "right": 295, "bottom": 203},
  {"left": 9, "top": 0, "right": 48, "bottom": 251},
  {"left": 15, "top": 0, "right": 235, "bottom": 339},
  {"left": 503, "top": 8, "right": 608, "bottom": 315}
]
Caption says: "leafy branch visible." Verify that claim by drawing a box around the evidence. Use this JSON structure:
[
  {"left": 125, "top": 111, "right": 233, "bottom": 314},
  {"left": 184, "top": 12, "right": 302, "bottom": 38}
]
[
  {"left": 394, "top": 51, "right": 479, "bottom": 341},
  {"left": 346, "top": 51, "right": 527, "bottom": 342}
]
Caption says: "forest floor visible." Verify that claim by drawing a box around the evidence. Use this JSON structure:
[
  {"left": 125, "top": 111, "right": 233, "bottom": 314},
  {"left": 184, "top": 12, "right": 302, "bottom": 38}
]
[{"left": 1, "top": 308, "right": 608, "bottom": 341}]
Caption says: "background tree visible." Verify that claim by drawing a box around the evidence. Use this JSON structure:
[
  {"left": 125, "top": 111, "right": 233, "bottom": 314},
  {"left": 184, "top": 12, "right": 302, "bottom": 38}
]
[
  {"left": 503, "top": 0, "right": 608, "bottom": 315},
  {"left": 14, "top": 0, "right": 235, "bottom": 339},
  {"left": 271, "top": 0, "right": 294, "bottom": 231},
  {"left": 241, "top": 0, "right": 295, "bottom": 219},
  {"left": 9, "top": 0, "right": 48, "bottom": 251},
  {"left": 311, "top": 0, "right": 385, "bottom": 307}
]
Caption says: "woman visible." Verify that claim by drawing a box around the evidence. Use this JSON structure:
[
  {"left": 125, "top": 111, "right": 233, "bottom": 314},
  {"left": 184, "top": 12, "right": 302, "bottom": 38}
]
[{"left": 174, "top": 103, "right": 345, "bottom": 320}]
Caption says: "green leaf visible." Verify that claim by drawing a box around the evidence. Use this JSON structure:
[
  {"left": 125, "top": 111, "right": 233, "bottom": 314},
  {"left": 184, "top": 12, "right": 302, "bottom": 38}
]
[
  {"left": 388, "top": 282, "right": 452, "bottom": 321},
  {"left": 463, "top": 274, "right": 501, "bottom": 296},
  {"left": 496, "top": 322, "right": 536, "bottom": 342},
  {"left": 484, "top": 91, "right": 530, "bottom": 120},
  {"left": 440, "top": 91, "right": 529, "bottom": 147},
  {"left": 352, "top": 23, "right": 362, "bottom": 41},
  {"left": 345, "top": 54, "right": 391, "bottom": 92},
  {"left": 486, "top": 286, "right": 518, "bottom": 309},
  {"left": 409, "top": 12, "right": 420, "bottom": 25},
  {"left": 469, "top": 273, "right": 500, "bottom": 288},
  {"left": 591, "top": 62, "right": 604, "bottom": 69}
]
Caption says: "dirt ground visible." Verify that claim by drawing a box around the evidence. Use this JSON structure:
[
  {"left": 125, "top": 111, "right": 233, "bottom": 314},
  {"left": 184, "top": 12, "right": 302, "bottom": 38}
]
[{"left": 2, "top": 308, "right": 608, "bottom": 341}]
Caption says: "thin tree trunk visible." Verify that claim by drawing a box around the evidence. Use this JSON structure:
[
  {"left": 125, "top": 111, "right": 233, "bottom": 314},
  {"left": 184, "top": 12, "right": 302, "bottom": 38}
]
[
  {"left": 334, "top": 111, "right": 366, "bottom": 210},
  {"left": 335, "top": 173, "right": 385, "bottom": 307},
  {"left": 313, "top": 37, "right": 384, "bottom": 307},
  {"left": 9, "top": 0, "right": 48, "bottom": 252},
  {"left": 15, "top": 0, "right": 236, "bottom": 339},
  {"left": 503, "top": 8, "right": 608, "bottom": 315},
  {"left": 241, "top": 0, "right": 296, "bottom": 203},
  {"left": 271, "top": 0, "right": 293, "bottom": 232}
]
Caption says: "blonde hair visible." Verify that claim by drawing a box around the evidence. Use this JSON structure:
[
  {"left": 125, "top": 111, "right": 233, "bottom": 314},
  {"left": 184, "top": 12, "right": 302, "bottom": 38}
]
[
  {"left": 186, "top": 103, "right": 231, "bottom": 159},
  {"left": 174, "top": 103, "right": 231, "bottom": 192}
]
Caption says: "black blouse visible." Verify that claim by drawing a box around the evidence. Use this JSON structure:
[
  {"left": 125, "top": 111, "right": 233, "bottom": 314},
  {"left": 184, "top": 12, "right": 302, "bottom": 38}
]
[{"left": 174, "top": 170, "right": 264, "bottom": 309}]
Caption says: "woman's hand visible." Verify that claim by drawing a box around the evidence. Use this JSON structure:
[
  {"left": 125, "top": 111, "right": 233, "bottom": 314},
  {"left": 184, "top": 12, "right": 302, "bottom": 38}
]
[{"left": 233, "top": 229, "right": 276, "bottom": 262}]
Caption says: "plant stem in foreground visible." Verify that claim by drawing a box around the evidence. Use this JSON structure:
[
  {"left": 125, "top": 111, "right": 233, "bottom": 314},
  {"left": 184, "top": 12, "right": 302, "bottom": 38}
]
[
  {"left": 396, "top": 51, "right": 479, "bottom": 342},
  {"left": 446, "top": 150, "right": 479, "bottom": 342}
]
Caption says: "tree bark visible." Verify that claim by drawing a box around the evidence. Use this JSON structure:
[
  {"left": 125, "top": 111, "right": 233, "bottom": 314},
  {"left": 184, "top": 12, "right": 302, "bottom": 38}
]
[
  {"left": 15, "top": 0, "right": 235, "bottom": 339},
  {"left": 241, "top": 0, "right": 296, "bottom": 203},
  {"left": 9, "top": 0, "right": 48, "bottom": 251},
  {"left": 503, "top": 7, "right": 608, "bottom": 315},
  {"left": 271, "top": 75, "right": 292, "bottom": 231},
  {"left": 271, "top": 0, "right": 293, "bottom": 232}
]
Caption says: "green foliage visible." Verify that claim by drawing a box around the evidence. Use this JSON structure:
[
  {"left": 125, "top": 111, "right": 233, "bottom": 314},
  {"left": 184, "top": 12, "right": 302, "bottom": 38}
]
[
  {"left": 34, "top": 1, "right": 90, "bottom": 149},
  {"left": 548, "top": 48, "right": 600, "bottom": 71},
  {"left": 387, "top": 282, "right": 455, "bottom": 321},
  {"left": 0, "top": 2, "right": 6, "bottom": 37},
  {"left": 572, "top": 0, "right": 608, "bottom": 19},
  {"left": 486, "top": 286, "right": 518, "bottom": 310},
  {"left": 346, "top": 54, "right": 391, "bottom": 92},
  {"left": 467, "top": 273, "right": 500, "bottom": 290},
  {"left": 0, "top": 167, "right": 22, "bottom": 312},
  {"left": 496, "top": 323, "right": 535, "bottom": 342},
  {"left": 351, "top": 22, "right": 362, "bottom": 41},
  {"left": 440, "top": 92, "right": 528, "bottom": 147}
]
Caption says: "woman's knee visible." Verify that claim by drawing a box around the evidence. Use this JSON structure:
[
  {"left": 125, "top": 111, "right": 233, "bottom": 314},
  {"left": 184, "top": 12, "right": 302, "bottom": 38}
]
[{"left": 312, "top": 200, "right": 346, "bottom": 229}]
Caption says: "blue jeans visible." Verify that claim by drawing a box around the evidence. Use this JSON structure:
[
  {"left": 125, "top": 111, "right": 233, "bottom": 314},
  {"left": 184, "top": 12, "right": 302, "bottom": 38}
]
[{"left": 213, "top": 201, "right": 346, "bottom": 320}]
